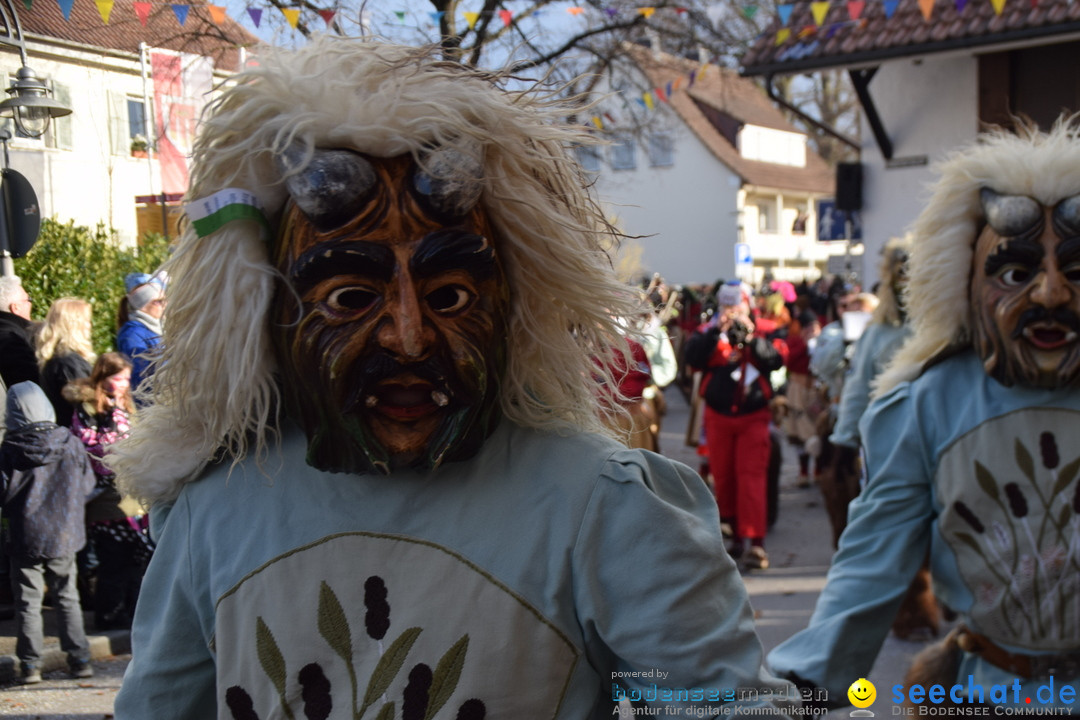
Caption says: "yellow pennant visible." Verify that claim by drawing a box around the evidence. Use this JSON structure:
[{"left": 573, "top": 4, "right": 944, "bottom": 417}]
[
  {"left": 918, "top": 0, "right": 934, "bottom": 18},
  {"left": 643, "top": 92, "right": 655, "bottom": 110},
  {"left": 990, "top": 0, "right": 1006, "bottom": 13},
  {"left": 637, "top": 7, "right": 656, "bottom": 17},
  {"left": 810, "top": 1, "right": 830, "bottom": 25},
  {"left": 95, "top": 0, "right": 113, "bottom": 23},
  {"left": 592, "top": 116, "right": 604, "bottom": 130},
  {"left": 464, "top": 11, "right": 479, "bottom": 28},
  {"left": 281, "top": 7, "right": 300, "bottom": 27},
  {"left": 775, "top": 27, "right": 791, "bottom": 45},
  {"left": 208, "top": 4, "right": 226, "bottom": 23}
]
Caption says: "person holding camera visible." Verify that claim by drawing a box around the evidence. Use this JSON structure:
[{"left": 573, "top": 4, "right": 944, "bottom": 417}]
[{"left": 686, "top": 281, "right": 787, "bottom": 570}]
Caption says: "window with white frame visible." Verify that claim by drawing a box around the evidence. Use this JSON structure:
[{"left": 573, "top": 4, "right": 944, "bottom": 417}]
[
  {"left": 610, "top": 134, "right": 636, "bottom": 170},
  {"left": 110, "top": 91, "right": 150, "bottom": 156},
  {"left": 757, "top": 203, "right": 777, "bottom": 233},
  {"left": 646, "top": 132, "right": 674, "bottom": 167},
  {"left": 574, "top": 144, "right": 602, "bottom": 173}
]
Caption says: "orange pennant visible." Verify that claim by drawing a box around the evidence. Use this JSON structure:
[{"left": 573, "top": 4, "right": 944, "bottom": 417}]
[
  {"left": 637, "top": 7, "right": 656, "bottom": 17},
  {"left": 567, "top": 6, "right": 585, "bottom": 15},
  {"left": 918, "top": 0, "right": 934, "bottom": 19},
  {"left": 207, "top": 5, "right": 226, "bottom": 23}
]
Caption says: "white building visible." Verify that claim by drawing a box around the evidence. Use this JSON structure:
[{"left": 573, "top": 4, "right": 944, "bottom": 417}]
[
  {"left": 741, "top": 0, "right": 1080, "bottom": 288},
  {"left": 0, "top": 0, "right": 255, "bottom": 247},
  {"left": 585, "top": 45, "right": 842, "bottom": 287}
]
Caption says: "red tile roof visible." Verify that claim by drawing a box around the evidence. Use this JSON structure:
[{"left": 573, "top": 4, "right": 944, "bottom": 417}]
[
  {"left": 16, "top": 0, "right": 259, "bottom": 72},
  {"left": 741, "top": 0, "right": 1080, "bottom": 76},
  {"left": 628, "top": 45, "right": 834, "bottom": 194}
]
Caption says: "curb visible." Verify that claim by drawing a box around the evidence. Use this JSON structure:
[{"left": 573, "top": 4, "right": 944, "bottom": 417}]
[{"left": 0, "top": 628, "right": 130, "bottom": 685}]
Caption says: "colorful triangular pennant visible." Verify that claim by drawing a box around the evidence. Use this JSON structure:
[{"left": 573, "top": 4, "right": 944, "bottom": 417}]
[
  {"left": 95, "top": 0, "right": 113, "bottom": 23},
  {"left": 133, "top": 0, "right": 151, "bottom": 24},
  {"left": 499, "top": 9, "right": 512, "bottom": 25},
  {"left": 464, "top": 11, "right": 479, "bottom": 27},
  {"left": 643, "top": 91, "right": 655, "bottom": 110},
  {"left": 777, "top": 4, "right": 794, "bottom": 24},
  {"left": 171, "top": 4, "right": 188, "bottom": 24},
  {"left": 281, "top": 7, "right": 299, "bottom": 27},
  {"left": 742, "top": 4, "right": 759, "bottom": 18},
  {"left": 246, "top": 6, "right": 261, "bottom": 26},
  {"left": 317, "top": 8, "right": 334, "bottom": 25},
  {"left": 847, "top": 0, "right": 865, "bottom": 19},
  {"left": 428, "top": 11, "right": 444, "bottom": 22},
  {"left": 990, "top": 0, "right": 1006, "bottom": 13},
  {"left": 810, "top": 1, "right": 830, "bottom": 26},
  {"left": 637, "top": 7, "right": 656, "bottom": 17},
  {"left": 775, "top": 27, "right": 791, "bottom": 44},
  {"left": 57, "top": 0, "right": 74, "bottom": 20},
  {"left": 918, "top": 0, "right": 934, "bottom": 19},
  {"left": 883, "top": 0, "right": 900, "bottom": 17},
  {"left": 208, "top": 5, "right": 226, "bottom": 24},
  {"left": 394, "top": 10, "right": 405, "bottom": 21},
  {"left": 567, "top": 6, "right": 584, "bottom": 15}
]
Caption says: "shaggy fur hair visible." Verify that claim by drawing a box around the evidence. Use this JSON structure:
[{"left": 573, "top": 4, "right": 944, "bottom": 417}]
[
  {"left": 876, "top": 118, "right": 1080, "bottom": 397},
  {"left": 111, "top": 38, "right": 642, "bottom": 505},
  {"left": 870, "top": 235, "right": 911, "bottom": 329}
]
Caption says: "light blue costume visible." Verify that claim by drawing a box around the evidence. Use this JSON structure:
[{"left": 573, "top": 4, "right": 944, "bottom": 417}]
[
  {"left": 116, "top": 422, "right": 798, "bottom": 719},
  {"left": 828, "top": 323, "right": 911, "bottom": 449},
  {"left": 769, "top": 350, "right": 1080, "bottom": 709}
]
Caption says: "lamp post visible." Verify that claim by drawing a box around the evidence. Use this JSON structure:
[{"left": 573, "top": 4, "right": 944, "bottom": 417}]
[{"left": 0, "top": 0, "right": 72, "bottom": 276}]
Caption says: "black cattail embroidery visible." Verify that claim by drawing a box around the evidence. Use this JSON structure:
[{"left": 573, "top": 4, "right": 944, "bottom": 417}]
[
  {"left": 225, "top": 686, "right": 260, "bottom": 720},
  {"left": 299, "top": 663, "right": 332, "bottom": 720},
  {"left": 364, "top": 576, "right": 390, "bottom": 641},
  {"left": 457, "top": 699, "right": 487, "bottom": 720},
  {"left": 402, "top": 663, "right": 433, "bottom": 720},
  {"left": 1072, "top": 480, "right": 1080, "bottom": 514},
  {"left": 1005, "top": 482, "right": 1029, "bottom": 518},
  {"left": 954, "top": 501, "right": 985, "bottom": 533},
  {"left": 1041, "top": 432, "right": 1060, "bottom": 469}
]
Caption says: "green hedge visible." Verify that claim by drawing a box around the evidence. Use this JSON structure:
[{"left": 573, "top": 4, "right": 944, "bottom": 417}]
[{"left": 13, "top": 219, "right": 172, "bottom": 354}]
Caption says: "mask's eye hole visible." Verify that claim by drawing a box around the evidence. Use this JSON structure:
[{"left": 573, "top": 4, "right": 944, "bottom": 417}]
[
  {"left": 980, "top": 188, "right": 1042, "bottom": 238},
  {"left": 999, "top": 266, "right": 1033, "bottom": 287},
  {"left": 426, "top": 285, "right": 473, "bottom": 315},
  {"left": 1054, "top": 194, "right": 1080, "bottom": 239},
  {"left": 412, "top": 145, "right": 484, "bottom": 222},
  {"left": 327, "top": 286, "right": 378, "bottom": 314},
  {"left": 276, "top": 145, "right": 378, "bottom": 232}
]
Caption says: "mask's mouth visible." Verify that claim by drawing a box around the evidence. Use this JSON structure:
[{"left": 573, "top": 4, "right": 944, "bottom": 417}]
[
  {"left": 1022, "top": 322, "right": 1078, "bottom": 351},
  {"left": 363, "top": 376, "right": 450, "bottom": 422}
]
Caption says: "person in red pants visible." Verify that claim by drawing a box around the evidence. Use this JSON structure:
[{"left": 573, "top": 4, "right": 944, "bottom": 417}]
[{"left": 686, "top": 281, "right": 786, "bottom": 570}]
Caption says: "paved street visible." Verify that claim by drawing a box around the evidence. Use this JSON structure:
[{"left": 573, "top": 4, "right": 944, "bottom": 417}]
[{"left": 0, "top": 384, "right": 940, "bottom": 717}]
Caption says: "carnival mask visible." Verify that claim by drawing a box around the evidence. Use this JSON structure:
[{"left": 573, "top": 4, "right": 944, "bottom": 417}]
[
  {"left": 971, "top": 188, "right": 1080, "bottom": 388},
  {"left": 269, "top": 146, "right": 509, "bottom": 474}
]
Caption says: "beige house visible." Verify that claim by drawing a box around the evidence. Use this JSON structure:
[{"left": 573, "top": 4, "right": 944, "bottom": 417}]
[
  {"left": 588, "top": 46, "right": 842, "bottom": 287},
  {"left": 0, "top": 0, "right": 255, "bottom": 246}
]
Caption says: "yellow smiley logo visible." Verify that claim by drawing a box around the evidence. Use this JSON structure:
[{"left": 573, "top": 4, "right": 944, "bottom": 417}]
[{"left": 847, "top": 678, "right": 876, "bottom": 708}]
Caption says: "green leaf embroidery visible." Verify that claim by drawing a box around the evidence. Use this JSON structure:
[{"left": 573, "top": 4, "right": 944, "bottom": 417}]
[
  {"left": 360, "top": 627, "right": 423, "bottom": 716},
  {"left": 318, "top": 581, "right": 353, "bottom": 663},
  {"left": 257, "top": 616, "right": 297, "bottom": 720},
  {"left": 424, "top": 635, "right": 470, "bottom": 720},
  {"left": 1057, "top": 456, "right": 1080, "bottom": 492},
  {"left": 1016, "top": 438, "right": 1035, "bottom": 482},
  {"left": 375, "top": 701, "right": 396, "bottom": 720},
  {"left": 975, "top": 461, "right": 1000, "bottom": 501}
]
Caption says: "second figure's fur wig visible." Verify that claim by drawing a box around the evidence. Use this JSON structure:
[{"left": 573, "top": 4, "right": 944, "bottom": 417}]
[
  {"left": 876, "top": 118, "right": 1080, "bottom": 396},
  {"left": 112, "top": 37, "right": 641, "bottom": 505},
  {"left": 870, "top": 234, "right": 911, "bottom": 329}
]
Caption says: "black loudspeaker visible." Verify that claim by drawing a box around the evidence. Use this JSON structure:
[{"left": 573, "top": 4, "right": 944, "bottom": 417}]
[{"left": 836, "top": 162, "right": 863, "bottom": 212}]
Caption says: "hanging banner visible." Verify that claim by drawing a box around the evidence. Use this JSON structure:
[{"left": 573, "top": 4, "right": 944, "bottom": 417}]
[{"left": 150, "top": 49, "right": 213, "bottom": 195}]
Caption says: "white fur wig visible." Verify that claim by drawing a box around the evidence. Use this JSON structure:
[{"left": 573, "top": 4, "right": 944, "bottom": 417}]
[
  {"left": 875, "top": 118, "right": 1080, "bottom": 396},
  {"left": 111, "top": 38, "right": 640, "bottom": 505},
  {"left": 869, "top": 234, "right": 912, "bottom": 329}
]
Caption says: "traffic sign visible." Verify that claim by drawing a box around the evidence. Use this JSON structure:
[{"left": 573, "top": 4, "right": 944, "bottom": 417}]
[{"left": 816, "top": 199, "right": 862, "bottom": 242}]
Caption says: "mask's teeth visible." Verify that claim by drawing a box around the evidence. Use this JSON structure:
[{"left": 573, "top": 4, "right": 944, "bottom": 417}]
[
  {"left": 364, "top": 395, "right": 379, "bottom": 408},
  {"left": 431, "top": 391, "right": 449, "bottom": 407}
]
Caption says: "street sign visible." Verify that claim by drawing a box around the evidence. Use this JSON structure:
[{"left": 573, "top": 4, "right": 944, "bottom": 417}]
[
  {"left": 0, "top": 168, "right": 41, "bottom": 258},
  {"left": 815, "top": 199, "right": 862, "bottom": 242},
  {"left": 734, "top": 242, "right": 752, "bottom": 276}
]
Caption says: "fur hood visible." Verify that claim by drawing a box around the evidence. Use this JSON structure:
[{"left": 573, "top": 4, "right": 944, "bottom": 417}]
[
  {"left": 875, "top": 118, "right": 1080, "bottom": 397},
  {"left": 61, "top": 378, "right": 96, "bottom": 405}
]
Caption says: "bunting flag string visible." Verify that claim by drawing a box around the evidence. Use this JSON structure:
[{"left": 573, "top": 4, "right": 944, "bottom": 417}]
[{"left": 170, "top": 3, "right": 187, "bottom": 25}]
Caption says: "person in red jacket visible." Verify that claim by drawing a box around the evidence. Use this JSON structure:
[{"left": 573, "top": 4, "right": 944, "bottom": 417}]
[{"left": 685, "top": 281, "right": 787, "bottom": 570}]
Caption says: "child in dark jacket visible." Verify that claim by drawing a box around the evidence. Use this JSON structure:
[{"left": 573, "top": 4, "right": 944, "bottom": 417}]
[{"left": 0, "top": 381, "right": 96, "bottom": 683}]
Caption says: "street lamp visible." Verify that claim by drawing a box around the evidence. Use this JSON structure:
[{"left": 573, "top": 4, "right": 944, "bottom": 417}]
[{"left": 0, "top": 0, "right": 72, "bottom": 138}]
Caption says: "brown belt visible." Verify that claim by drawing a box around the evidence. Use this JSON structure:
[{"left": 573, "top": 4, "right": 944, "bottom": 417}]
[{"left": 955, "top": 625, "right": 1080, "bottom": 679}]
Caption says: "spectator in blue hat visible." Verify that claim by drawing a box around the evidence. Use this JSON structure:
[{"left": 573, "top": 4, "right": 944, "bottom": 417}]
[{"left": 116, "top": 272, "right": 166, "bottom": 397}]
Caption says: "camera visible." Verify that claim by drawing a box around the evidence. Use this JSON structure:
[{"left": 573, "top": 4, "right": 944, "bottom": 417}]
[{"left": 727, "top": 319, "right": 751, "bottom": 347}]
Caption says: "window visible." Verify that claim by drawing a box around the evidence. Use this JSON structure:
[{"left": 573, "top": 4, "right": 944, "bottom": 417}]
[
  {"left": 757, "top": 203, "right": 777, "bottom": 233},
  {"left": 110, "top": 92, "right": 150, "bottom": 156},
  {"left": 574, "top": 144, "right": 602, "bottom": 173},
  {"left": 792, "top": 206, "right": 808, "bottom": 234},
  {"left": 610, "top": 134, "right": 636, "bottom": 170},
  {"left": 647, "top": 132, "right": 674, "bottom": 167}
]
